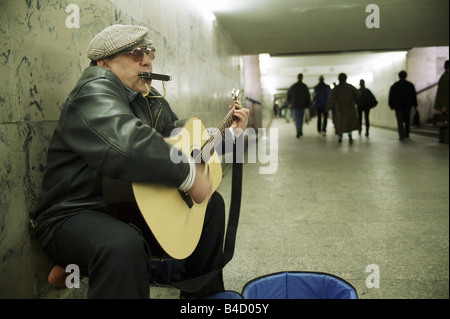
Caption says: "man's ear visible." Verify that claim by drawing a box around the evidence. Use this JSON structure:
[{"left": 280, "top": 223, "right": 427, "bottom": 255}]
[{"left": 97, "top": 58, "right": 111, "bottom": 69}]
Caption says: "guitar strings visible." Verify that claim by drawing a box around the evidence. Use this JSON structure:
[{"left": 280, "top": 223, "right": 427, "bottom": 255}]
[{"left": 194, "top": 106, "right": 236, "bottom": 164}]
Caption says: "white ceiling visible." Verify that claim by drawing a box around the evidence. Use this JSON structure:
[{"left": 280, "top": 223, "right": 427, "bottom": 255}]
[
  {"left": 205, "top": 0, "right": 449, "bottom": 94},
  {"left": 209, "top": 0, "right": 449, "bottom": 55}
]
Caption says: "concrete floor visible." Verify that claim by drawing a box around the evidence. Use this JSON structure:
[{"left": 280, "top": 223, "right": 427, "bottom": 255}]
[{"left": 152, "top": 117, "right": 449, "bottom": 299}]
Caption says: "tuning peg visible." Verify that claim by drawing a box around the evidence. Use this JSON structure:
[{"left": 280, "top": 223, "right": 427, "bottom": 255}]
[{"left": 231, "top": 88, "right": 237, "bottom": 99}]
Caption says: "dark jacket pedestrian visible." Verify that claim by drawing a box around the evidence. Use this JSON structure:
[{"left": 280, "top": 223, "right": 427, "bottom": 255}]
[
  {"left": 288, "top": 73, "right": 311, "bottom": 110},
  {"left": 313, "top": 76, "right": 331, "bottom": 135},
  {"left": 388, "top": 71, "right": 418, "bottom": 140},
  {"left": 434, "top": 60, "right": 449, "bottom": 113},
  {"left": 313, "top": 77, "right": 331, "bottom": 111},
  {"left": 287, "top": 73, "right": 311, "bottom": 137},
  {"left": 356, "top": 79, "right": 377, "bottom": 137}
]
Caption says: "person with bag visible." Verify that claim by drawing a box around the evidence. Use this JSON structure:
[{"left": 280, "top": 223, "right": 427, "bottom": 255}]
[{"left": 356, "top": 79, "right": 378, "bottom": 137}]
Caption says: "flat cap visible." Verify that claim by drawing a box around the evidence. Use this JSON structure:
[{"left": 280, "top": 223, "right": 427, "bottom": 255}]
[{"left": 87, "top": 24, "right": 153, "bottom": 61}]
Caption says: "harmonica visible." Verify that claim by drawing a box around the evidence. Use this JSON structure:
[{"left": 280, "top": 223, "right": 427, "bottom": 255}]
[{"left": 138, "top": 72, "right": 172, "bottom": 81}]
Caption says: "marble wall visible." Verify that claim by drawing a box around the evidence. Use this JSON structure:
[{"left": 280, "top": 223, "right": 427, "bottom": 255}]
[
  {"left": 407, "top": 47, "right": 449, "bottom": 122},
  {"left": 368, "top": 52, "right": 407, "bottom": 130},
  {"left": 0, "top": 0, "right": 243, "bottom": 298}
]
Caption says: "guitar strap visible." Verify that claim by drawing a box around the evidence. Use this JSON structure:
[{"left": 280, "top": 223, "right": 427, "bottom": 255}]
[
  {"left": 154, "top": 138, "right": 243, "bottom": 294},
  {"left": 222, "top": 136, "right": 243, "bottom": 266}
]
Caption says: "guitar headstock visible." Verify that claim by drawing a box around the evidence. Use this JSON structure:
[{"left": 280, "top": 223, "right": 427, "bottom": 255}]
[{"left": 231, "top": 88, "right": 245, "bottom": 107}]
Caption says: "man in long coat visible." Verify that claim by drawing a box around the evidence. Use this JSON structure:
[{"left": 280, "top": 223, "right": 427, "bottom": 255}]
[{"left": 326, "top": 73, "right": 360, "bottom": 144}]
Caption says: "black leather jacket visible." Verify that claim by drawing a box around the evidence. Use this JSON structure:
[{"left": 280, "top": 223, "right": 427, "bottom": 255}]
[
  {"left": 32, "top": 66, "right": 190, "bottom": 248},
  {"left": 388, "top": 79, "right": 418, "bottom": 110},
  {"left": 287, "top": 81, "right": 311, "bottom": 110}
]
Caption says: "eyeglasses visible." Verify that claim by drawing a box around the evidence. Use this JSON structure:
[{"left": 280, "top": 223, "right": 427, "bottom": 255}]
[{"left": 124, "top": 47, "right": 156, "bottom": 61}]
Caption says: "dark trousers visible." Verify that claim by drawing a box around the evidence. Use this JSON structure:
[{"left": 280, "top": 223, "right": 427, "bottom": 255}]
[
  {"left": 316, "top": 109, "right": 328, "bottom": 132},
  {"left": 292, "top": 108, "right": 305, "bottom": 134},
  {"left": 395, "top": 108, "right": 411, "bottom": 140},
  {"left": 357, "top": 107, "right": 371, "bottom": 134},
  {"left": 43, "top": 192, "right": 226, "bottom": 299}
]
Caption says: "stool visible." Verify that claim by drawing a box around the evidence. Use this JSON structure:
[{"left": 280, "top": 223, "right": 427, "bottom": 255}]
[{"left": 48, "top": 265, "right": 67, "bottom": 287}]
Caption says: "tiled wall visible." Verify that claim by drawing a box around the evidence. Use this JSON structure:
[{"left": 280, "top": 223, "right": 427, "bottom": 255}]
[{"left": 0, "top": 0, "right": 242, "bottom": 298}]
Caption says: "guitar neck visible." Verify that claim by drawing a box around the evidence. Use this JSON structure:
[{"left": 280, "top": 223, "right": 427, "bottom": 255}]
[
  {"left": 197, "top": 89, "right": 243, "bottom": 164},
  {"left": 215, "top": 106, "right": 236, "bottom": 139},
  {"left": 199, "top": 106, "right": 236, "bottom": 163}
]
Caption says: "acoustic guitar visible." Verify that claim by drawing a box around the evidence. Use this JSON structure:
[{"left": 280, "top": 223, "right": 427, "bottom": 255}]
[{"left": 103, "top": 90, "right": 244, "bottom": 260}]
